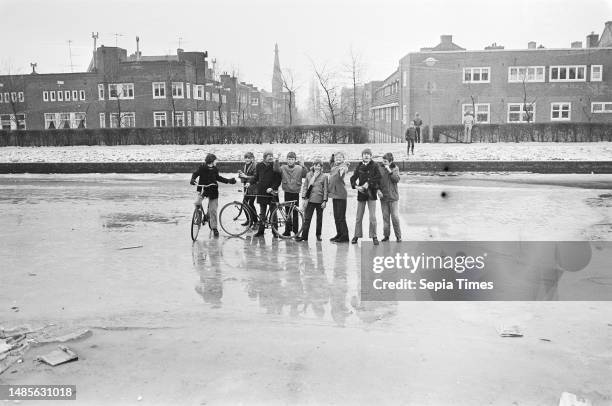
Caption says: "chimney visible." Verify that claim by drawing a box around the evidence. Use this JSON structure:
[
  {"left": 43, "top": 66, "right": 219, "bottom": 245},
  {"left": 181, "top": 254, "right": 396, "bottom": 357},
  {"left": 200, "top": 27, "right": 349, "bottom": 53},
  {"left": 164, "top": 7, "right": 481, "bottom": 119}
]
[
  {"left": 135, "top": 36, "right": 141, "bottom": 61},
  {"left": 528, "top": 41, "right": 537, "bottom": 49},
  {"left": 587, "top": 32, "right": 599, "bottom": 48},
  {"left": 571, "top": 41, "right": 582, "bottom": 48},
  {"left": 440, "top": 35, "right": 452, "bottom": 44},
  {"left": 484, "top": 42, "right": 504, "bottom": 50}
]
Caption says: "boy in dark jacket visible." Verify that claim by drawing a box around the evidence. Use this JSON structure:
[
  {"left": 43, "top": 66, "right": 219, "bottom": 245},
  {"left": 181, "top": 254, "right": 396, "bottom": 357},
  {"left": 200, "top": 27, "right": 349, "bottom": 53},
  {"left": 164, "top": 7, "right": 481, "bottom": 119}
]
[
  {"left": 350, "top": 148, "right": 381, "bottom": 245},
  {"left": 252, "top": 150, "right": 282, "bottom": 237},
  {"left": 190, "top": 153, "right": 237, "bottom": 236},
  {"left": 238, "top": 152, "right": 257, "bottom": 227}
]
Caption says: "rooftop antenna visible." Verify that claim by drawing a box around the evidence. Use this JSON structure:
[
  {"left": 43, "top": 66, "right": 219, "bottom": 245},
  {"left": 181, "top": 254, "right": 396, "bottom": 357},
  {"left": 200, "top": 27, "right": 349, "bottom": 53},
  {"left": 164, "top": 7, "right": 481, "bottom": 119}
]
[
  {"left": 212, "top": 58, "right": 217, "bottom": 80},
  {"left": 30, "top": 62, "right": 37, "bottom": 74},
  {"left": 67, "top": 40, "right": 74, "bottom": 73},
  {"left": 91, "top": 32, "right": 99, "bottom": 70},
  {"left": 136, "top": 36, "right": 140, "bottom": 61},
  {"left": 113, "top": 33, "right": 124, "bottom": 47},
  {"left": 178, "top": 37, "right": 183, "bottom": 49}
]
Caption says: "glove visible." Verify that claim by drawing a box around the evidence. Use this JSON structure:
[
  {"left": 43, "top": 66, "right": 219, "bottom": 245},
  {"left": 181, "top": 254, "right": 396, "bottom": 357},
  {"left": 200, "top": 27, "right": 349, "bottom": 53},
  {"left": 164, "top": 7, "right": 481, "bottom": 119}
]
[
  {"left": 229, "top": 178, "right": 237, "bottom": 184},
  {"left": 190, "top": 180, "right": 196, "bottom": 185}
]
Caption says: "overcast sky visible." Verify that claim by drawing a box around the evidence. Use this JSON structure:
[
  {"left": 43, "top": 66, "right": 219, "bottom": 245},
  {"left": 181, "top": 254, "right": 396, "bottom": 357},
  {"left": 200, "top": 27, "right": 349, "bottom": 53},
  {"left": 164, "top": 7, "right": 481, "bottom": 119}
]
[{"left": 1, "top": 0, "right": 610, "bottom": 101}]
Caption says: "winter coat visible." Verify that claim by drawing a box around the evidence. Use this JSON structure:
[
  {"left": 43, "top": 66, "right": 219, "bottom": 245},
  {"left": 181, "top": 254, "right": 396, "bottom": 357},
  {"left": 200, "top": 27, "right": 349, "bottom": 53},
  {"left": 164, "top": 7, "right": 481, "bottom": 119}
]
[
  {"left": 328, "top": 163, "right": 349, "bottom": 200},
  {"left": 350, "top": 160, "right": 381, "bottom": 201},
  {"left": 301, "top": 170, "right": 329, "bottom": 204},
  {"left": 377, "top": 163, "right": 400, "bottom": 202},
  {"left": 190, "top": 164, "right": 234, "bottom": 200},
  {"left": 252, "top": 161, "right": 282, "bottom": 203},
  {"left": 274, "top": 162, "right": 307, "bottom": 193}
]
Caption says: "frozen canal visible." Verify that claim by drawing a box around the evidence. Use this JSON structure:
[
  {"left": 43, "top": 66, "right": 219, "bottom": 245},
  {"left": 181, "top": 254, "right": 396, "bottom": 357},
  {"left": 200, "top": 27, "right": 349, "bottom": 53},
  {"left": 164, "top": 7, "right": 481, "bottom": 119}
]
[{"left": 1, "top": 172, "right": 611, "bottom": 405}]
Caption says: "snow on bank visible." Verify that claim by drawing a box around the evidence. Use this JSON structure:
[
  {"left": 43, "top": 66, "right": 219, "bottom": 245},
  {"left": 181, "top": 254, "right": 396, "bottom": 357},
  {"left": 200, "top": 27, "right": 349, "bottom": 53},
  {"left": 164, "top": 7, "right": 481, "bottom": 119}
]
[{"left": 1, "top": 142, "right": 612, "bottom": 163}]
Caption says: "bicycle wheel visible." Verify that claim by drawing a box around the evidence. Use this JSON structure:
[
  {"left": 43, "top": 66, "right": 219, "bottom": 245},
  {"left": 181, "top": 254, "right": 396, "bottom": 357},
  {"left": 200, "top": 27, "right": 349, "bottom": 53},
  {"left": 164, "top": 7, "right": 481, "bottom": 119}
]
[
  {"left": 219, "top": 201, "right": 252, "bottom": 237},
  {"left": 191, "top": 207, "right": 202, "bottom": 241},
  {"left": 271, "top": 205, "right": 304, "bottom": 239}
]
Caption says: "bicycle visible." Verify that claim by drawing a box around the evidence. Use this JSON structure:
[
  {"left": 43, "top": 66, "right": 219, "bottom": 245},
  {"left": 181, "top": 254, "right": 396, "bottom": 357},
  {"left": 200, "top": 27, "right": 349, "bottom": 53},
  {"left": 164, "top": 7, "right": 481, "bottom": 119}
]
[
  {"left": 190, "top": 183, "right": 217, "bottom": 242},
  {"left": 219, "top": 188, "right": 304, "bottom": 238}
]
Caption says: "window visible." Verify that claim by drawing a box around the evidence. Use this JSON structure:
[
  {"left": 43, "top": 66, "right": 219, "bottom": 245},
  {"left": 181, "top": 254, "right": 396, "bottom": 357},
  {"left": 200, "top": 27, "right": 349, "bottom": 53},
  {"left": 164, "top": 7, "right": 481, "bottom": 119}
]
[
  {"left": 221, "top": 112, "right": 227, "bottom": 125},
  {"left": 194, "top": 85, "right": 204, "bottom": 100},
  {"left": 1, "top": 114, "right": 12, "bottom": 130},
  {"left": 152, "top": 82, "right": 166, "bottom": 99},
  {"left": 221, "top": 94, "right": 227, "bottom": 104},
  {"left": 462, "top": 103, "right": 490, "bottom": 124},
  {"left": 98, "top": 84, "right": 105, "bottom": 100},
  {"left": 591, "top": 102, "right": 612, "bottom": 113},
  {"left": 172, "top": 82, "right": 184, "bottom": 98},
  {"left": 50, "top": 91, "right": 56, "bottom": 102},
  {"left": 109, "top": 83, "right": 134, "bottom": 99},
  {"left": 72, "top": 90, "right": 78, "bottom": 100},
  {"left": 16, "top": 114, "right": 26, "bottom": 129},
  {"left": 402, "top": 70, "right": 407, "bottom": 87},
  {"left": 44, "top": 113, "right": 56, "bottom": 129},
  {"left": 591, "top": 65, "right": 603, "bottom": 82},
  {"left": 550, "top": 102, "right": 571, "bottom": 121},
  {"left": 212, "top": 92, "right": 219, "bottom": 102},
  {"left": 508, "top": 66, "right": 545, "bottom": 83},
  {"left": 59, "top": 113, "right": 71, "bottom": 129},
  {"left": 65, "top": 91, "right": 71, "bottom": 101},
  {"left": 99, "top": 113, "right": 105, "bottom": 128},
  {"left": 3, "top": 93, "right": 9, "bottom": 103},
  {"left": 187, "top": 111, "right": 192, "bottom": 126},
  {"left": 194, "top": 111, "right": 205, "bottom": 126},
  {"left": 508, "top": 103, "right": 535, "bottom": 123},
  {"left": 251, "top": 97, "right": 259, "bottom": 106},
  {"left": 18, "top": 92, "right": 24, "bottom": 102},
  {"left": 110, "top": 112, "right": 135, "bottom": 128},
  {"left": 186, "top": 83, "right": 191, "bottom": 99},
  {"left": 43, "top": 91, "right": 49, "bottom": 102},
  {"left": 549, "top": 65, "right": 586, "bottom": 82},
  {"left": 154, "top": 111, "right": 167, "bottom": 127},
  {"left": 206, "top": 111, "right": 212, "bottom": 126},
  {"left": 173, "top": 111, "right": 185, "bottom": 127},
  {"left": 79, "top": 90, "right": 85, "bottom": 101},
  {"left": 213, "top": 111, "right": 220, "bottom": 126},
  {"left": 57, "top": 91, "right": 63, "bottom": 101},
  {"left": 463, "top": 67, "right": 490, "bottom": 83},
  {"left": 73, "top": 113, "right": 87, "bottom": 129}
]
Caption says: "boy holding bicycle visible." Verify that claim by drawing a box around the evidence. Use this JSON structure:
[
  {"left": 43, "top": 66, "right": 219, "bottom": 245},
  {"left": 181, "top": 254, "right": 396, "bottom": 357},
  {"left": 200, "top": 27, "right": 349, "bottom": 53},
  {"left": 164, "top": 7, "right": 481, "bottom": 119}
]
[{"left": 190, "top": 153, "right": 237, "bottom": 237}]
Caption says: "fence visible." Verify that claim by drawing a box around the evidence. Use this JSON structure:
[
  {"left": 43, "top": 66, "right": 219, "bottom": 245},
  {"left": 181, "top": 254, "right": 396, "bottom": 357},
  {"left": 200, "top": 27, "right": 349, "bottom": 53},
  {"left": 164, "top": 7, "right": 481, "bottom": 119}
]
[
  {"left": 0, "top": 125, "right": 369, "bottom": 147},
  {"left": 433, "top": 123, "right": 612, "bottom": 143}
]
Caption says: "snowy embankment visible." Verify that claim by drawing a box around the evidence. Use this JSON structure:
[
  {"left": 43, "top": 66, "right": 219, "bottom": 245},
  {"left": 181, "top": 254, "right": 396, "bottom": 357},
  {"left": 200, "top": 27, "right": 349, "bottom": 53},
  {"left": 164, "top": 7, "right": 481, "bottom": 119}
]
[{"left": 1, "top": 142, "right": 612, "bottom": 163}]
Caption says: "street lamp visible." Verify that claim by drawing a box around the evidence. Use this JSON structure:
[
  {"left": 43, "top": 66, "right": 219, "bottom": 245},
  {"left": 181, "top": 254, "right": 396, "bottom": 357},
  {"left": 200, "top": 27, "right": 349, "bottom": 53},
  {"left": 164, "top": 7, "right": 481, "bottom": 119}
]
[{"left": 423, "top": 57, "right": 438, "bottom": 142}]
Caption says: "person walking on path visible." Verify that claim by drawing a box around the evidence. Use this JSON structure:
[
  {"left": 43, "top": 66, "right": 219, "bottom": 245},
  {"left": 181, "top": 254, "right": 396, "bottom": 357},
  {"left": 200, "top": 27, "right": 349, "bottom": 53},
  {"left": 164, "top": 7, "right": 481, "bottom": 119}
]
[
  {"left": 328, "top": 152, "right": 350, "bottom": 243},
  {"left": 377, "top": 152, "right": 402, "bottom": 242},
  {"left": 238, "top": 152, "right": 257, "bottom": 227},
  {"left": 405, "top": 121, "right": 417, "bottom": 156},
  {"left": 350, "top": 148, "right": 381, "bottom": 245},
  {"left": 463, "top": 111, "right": 475, "bottom": 143},
  {"left": 190, "top": 153, "right": 237, "bottom": 237},
  {"left": 252, "top": 150, "right": 282, "bottom": 238},
  {"left": 413, "top": 113, "right": 423, "bottom": 143},
  {"left": 296, "top": 158, "right": 328, "bottom": 242},
  {"left": 274, "top": 151, "right": 308, "bottom": 237}
]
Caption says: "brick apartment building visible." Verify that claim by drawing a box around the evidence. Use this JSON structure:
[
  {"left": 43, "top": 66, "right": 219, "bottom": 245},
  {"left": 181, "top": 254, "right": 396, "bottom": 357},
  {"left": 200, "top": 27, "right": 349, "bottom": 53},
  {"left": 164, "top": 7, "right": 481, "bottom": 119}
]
[
  {"left": 0, "top": 42, "right": 291, "bottom": 130},
  {"left": 363, "top": 21, "right": 612, "bottom": 140}
]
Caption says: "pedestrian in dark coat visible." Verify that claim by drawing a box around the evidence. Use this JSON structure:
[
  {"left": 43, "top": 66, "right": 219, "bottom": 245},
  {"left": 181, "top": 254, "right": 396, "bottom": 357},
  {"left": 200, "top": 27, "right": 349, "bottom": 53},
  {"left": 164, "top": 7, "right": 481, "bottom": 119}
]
[
  {"left": 252, "top": 150, "right": 282, "bottom": 237},
  {"left": 349, "top": 148, "right": 381, "bottom": 245}
]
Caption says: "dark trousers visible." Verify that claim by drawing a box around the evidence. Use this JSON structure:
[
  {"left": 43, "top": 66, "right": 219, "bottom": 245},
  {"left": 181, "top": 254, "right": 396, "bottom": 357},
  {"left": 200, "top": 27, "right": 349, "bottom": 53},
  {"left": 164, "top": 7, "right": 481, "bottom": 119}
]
[
  {"left": 415, "top": 127, "right": 421, "bottom": 143},
  {"left": 284, "top": 192, "right": 300, "bottom": 234},
  {"left": 407, "top": 139, "right": 414, "bottom": 154},
  {"left": 244, "top": 194, "right": 257, "bottom": 224},
  {"left": 258, "top": 200, "right": 279, "bottom": 236},
  {"left": 301, "top": 202, "right": 323, "bottom": 240},
  {"left": 332, "top": 199, "right": 349, "bottom": 240}
]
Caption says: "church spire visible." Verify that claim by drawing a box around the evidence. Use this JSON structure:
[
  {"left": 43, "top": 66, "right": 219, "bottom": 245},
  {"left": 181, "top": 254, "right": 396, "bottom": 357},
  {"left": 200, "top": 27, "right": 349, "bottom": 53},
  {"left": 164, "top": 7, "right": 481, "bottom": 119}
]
[{"left": 272, "top": 43, "right": 283, "bottom": 95}]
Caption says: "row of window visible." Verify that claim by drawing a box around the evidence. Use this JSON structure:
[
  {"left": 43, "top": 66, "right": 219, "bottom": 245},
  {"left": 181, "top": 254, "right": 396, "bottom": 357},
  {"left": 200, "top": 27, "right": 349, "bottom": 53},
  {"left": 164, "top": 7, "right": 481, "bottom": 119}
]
[
  {"left": 44, "top": 112, "right": 87, "bottom": 129},
  {"left": 462, "top": 65, "right": 602, "bottom": 83},
  {"left": 375, "top": 81, "right": 400, "bottom": 99},
  {"left": 97, "top": 82, "right": 229, "bottom": 103},
  {"left": 97, "top": 111, "right": 230, "bottom": 128},
  {"left": 42, "top": 90, "right": 86, "bottom": 102},
  {"left": 460, "top": 102, "right": 611, "bottom": 123},
  {"left": 372, "top": 106, "right": 400, "bottom": 123},
  {"left": 0, "top": 92, "right": 25, "bottom": 103}
]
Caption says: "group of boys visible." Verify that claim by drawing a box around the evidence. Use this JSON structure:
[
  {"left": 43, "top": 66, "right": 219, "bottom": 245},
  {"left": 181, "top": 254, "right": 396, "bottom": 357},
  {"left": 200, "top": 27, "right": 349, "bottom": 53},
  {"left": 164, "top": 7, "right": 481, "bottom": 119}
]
[{"left": 190, "top": 148, "right": 402, "bottom": 244}]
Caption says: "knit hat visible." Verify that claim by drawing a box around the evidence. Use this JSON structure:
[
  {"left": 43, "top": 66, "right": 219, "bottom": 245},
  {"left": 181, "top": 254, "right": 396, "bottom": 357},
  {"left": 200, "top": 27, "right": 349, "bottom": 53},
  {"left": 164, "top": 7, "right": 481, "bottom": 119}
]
[
  {"left": 361, "top": 148, "right": 373, "bottom": 156},
  {"left": 382, "top": 152, "right": 394, "bottom": 162},
  {"left": 287, "top": 151, "right": 297, "bottom": 159},
  {"left": 263, "top": 150, "right": 274, "bottom": 159},
  {"left": 205, "top": 153, "right": 217, "bottom": 164}
]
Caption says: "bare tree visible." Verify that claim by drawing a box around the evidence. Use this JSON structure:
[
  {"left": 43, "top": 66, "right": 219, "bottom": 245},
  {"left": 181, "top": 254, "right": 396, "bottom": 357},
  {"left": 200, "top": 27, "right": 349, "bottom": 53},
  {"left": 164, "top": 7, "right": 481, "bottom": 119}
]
[
  {"left": 280, "top": 68, "right": 298, "bottom": 125},
  {"left": 343, "top": 48, "right": 364, "bottom": 125},
  {"left": 521, "top": 76, "right": 536, "bottom": 123},
  {"left": 311, "top": 61, "right": 339, "bottom": 125}
]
